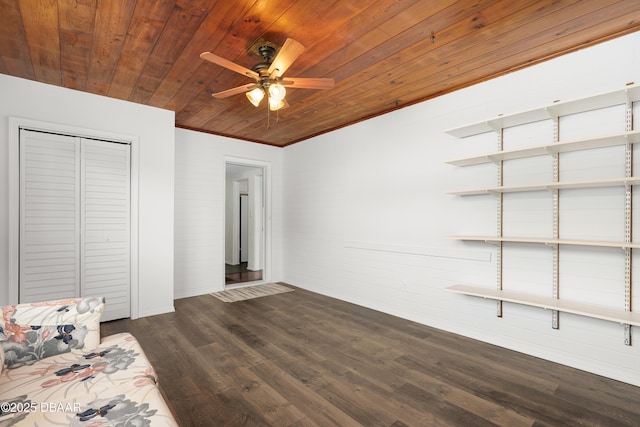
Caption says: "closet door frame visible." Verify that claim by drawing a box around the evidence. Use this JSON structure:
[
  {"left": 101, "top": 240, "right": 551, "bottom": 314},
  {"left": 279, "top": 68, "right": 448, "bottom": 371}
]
[{"left": 8, "top": 117, "right": 140, "bottom": 319}]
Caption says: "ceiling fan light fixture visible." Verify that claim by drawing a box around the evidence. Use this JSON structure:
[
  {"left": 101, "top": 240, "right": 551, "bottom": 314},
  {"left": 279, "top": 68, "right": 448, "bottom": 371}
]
[
  {"left": 269, "top": 97, "right": 285, "bottom": 111},
  {"left": 268, "top": 83, "right": 286, "bottom": 102},
  {"left": 246, "top": 87, "right": 265, "bottom": 107},
  {"left": 201, "top": 37, "right": 334, "bottom": 121}
]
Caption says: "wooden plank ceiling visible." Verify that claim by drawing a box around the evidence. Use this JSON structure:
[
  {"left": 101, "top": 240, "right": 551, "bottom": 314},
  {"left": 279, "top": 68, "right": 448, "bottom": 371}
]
[{"left": 1, "top": 1, "right": 639, "bottom": 147}]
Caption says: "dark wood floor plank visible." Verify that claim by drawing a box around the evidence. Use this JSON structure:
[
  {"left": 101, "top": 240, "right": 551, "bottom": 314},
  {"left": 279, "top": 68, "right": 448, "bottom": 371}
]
[
  {"left": 249, "top": 360, "right": 361, "bottom": 427},
  {"left": 101, "top": 284, "right": 640, "bottom": 426}
]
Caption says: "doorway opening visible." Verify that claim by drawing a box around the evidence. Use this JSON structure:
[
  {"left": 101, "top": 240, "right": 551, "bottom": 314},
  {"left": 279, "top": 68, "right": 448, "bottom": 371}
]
[{"left": 225, "top": 161, "right": 267, "bottom": 288}]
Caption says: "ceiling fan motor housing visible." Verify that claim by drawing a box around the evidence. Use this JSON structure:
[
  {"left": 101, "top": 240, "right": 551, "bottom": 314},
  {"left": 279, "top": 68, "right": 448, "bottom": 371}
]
[{"left": 251, "top": 44, "right": 277, "bottom": 72}]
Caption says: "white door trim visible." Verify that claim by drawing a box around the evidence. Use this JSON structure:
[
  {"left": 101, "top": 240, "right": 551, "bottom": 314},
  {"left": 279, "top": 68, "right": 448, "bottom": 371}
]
[{"left": 8, "top": 117, "right": 140, "bottom": 319}]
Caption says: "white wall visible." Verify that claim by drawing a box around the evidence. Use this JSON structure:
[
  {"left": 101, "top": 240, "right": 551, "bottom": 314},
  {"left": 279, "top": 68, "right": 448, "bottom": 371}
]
[
  {"left": 282, "top": 31, "right": 640, "bottom": 386},
  {"left": 174, "top": 128, "right": 282, "bottom": 298},
  {"left": 0, "top": 74, "right": 175, "bottom": 318}
]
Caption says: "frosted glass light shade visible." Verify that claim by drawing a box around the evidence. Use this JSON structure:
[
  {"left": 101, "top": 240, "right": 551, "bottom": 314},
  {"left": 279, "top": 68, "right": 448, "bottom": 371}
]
[
  {"left": 268, "top": 83, "right": 286, "bottom": 101},
  {"left": 269, "top": 98, "right": 285, "bottom": 111},
  {"left": 246, "top": 87, "right": 264, "bottom": 107}
]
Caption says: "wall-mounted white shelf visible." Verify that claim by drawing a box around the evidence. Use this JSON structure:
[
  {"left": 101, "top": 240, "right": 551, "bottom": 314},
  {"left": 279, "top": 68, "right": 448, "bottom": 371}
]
[
  {"left": 449, "top": 235, "right": 640, "bottom": 249},
  {"left": 446, "top": 130, "right": 640, "bottom": 167},
  {"left": 445, "top": 84, "right": 640, "bottom": 139},
  {"left": 446, "top": 83, "right": 637, "bottom": 344},
  {"left": 447, "top": 285, "right": 640, "bottom": 327},
  {"left": 448, "top": 176, "right": 640, "bottom": 196}
]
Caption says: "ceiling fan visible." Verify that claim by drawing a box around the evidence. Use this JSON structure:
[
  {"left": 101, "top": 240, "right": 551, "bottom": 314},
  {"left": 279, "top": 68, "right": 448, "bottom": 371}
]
[{"left": 200, "top": 38, "right": 334, "bottom": 111}]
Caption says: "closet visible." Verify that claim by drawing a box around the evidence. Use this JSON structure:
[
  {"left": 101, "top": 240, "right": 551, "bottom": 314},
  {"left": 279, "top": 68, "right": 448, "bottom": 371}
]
[{"left": 19, "top": 129, "right": 131, "bottom": 321}]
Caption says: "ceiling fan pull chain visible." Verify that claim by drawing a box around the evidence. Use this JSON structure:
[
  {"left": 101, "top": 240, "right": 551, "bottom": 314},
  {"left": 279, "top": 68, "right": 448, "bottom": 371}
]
[{"left": 267, "top": 100, "right": 271, "bottom": 130}]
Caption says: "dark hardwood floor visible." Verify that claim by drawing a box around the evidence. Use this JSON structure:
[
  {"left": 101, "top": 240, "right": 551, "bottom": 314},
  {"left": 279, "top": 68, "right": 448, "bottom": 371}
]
[
  {"left": 101, "top": 285, "right": 640, "bottom": 426},
  {"left": 225, "top": 262, "right": 263, "bottom": 285}
]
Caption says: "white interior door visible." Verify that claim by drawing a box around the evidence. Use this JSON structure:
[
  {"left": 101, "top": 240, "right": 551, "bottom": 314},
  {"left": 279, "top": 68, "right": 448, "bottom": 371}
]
[
  {"left": 19, "top": 129, "right": 131, "bottom": 321},
  {"left": 19, "top": 130, "right": 80, "bottom": 302},
  {"left": 81, "top": 139, "right": 131, "bottom": 320}
]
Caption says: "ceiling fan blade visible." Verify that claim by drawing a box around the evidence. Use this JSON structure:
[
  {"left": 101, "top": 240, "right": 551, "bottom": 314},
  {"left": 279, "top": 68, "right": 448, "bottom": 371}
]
[
  {"left": 281, "top": 77, "right": 335, "bottom": 90},
  {"left": 268, "top": 38, "right": 305, "bottom": 78},
  {"left": 212, "top": 83, "right": 258, "bottom": 99},
  {"left": 200, "top": 52, "right": 259, "bottom": 80}
]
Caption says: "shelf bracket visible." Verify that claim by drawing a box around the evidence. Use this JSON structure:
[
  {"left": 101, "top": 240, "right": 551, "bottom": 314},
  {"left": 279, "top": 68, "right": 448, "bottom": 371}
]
[
  {"left": 496, "top": 128, "right": 504, "bottom": 318},
  {"left": 543, "top": 106, "right": 559, "bottom": 121},
  {"left": 551, "top": 116, "right": 560, "bottom": 330},
  {"left": 623, "top": 101, "right": 633, "bottom": 346},
  {"left": 487, "top": 154, "right": 502, "bottom": 166},
  {"left": 488, "top": 121, "right": 502, "bottom": 134},
  {"left": 484, "top": 239, "right": 501, "bottom": 245},
  {"left": 545, "top": 185, "right": 558, "bottom": 193},
  {"left": 625, "top": 324, "right": 632, "bottom": 346}
]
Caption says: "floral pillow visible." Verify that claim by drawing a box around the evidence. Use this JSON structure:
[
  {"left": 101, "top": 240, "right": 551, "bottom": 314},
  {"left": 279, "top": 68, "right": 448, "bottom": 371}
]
[
  {"left": 1, "top": 323, "right": 88, "bottom": 369},
  {"left": 1, "top": 297, "right": 104, "bottom": 370}
]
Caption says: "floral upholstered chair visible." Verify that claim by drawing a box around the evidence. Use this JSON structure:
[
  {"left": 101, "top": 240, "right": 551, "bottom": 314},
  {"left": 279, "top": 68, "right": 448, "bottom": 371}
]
[{"left": 0, "top": 297, "right": 178, "bottom": 426}]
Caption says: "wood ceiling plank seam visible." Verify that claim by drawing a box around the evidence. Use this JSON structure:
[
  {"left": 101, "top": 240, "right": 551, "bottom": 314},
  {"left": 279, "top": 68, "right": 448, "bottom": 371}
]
[
  {"left": 291, "top": 0, "right": 490, "bottom": 105},
  {"left": 279, "top": 0, "right": 597, "bottom": 128},
  {"left": 435, "top": 14, "right": 640, "bottom": 95},
  {"left": 294, "top": 10, "right": 640, "bottom": 146},
  {"left": 176, "top": 84, "right": 253, "bottom": 125},
  {"left": 387, "top": 2, "right": 640, "bottom": 103},
  {"left": 425, "top": 0, "right": 591, "bottom": 64},
  {"left": 200, "top": 103, "right": 271, "bottom": 135},
  {"left": 292, "top": 2, "right": 458, "bottom": 81},
  {"left": 175, "top": 90, "right": 236, "bottom": 127},
  {"left": 0, "top": 0, "right": 35, "bottom": 79},
  {"left": 180, "top": 98, "right": 246, "bottom": 128},
  {"left": 324, "top": 0, "right": 570, "bottom": 88},
  {"left": 467, "top": 0, "right": 636, "bottom": 55},
  {"left": 58, "top": 0, "right": 97, "bottom": 91},
  {"left": 107, "top": 0, "right": 178, "bottom": 100},
  {"left": 87, "top": 0, "right": 137, "bottom": 96},
  {"left": 17, "top": 0, "right": 61, "bottom": 85},
  {"left": 243, "top": 0, "right": 341, "bottom": 58},
  {"left": 127, "top": 0, "right": 215, "bottom": 104},
  {"left": 478, "top": 0, "right": 557, "bottom": 22},
  {"left": 371, "top": 1, "right": 607, "bottom": 95},
  {"left": 444, "top": 0, "right": 626, "bottom": 59},
  {"left": 0, "top": 56, "right": 8, "bottom": 75}
]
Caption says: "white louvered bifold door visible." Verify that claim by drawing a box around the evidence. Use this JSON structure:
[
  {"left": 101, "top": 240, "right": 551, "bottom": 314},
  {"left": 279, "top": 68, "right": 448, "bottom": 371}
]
[
  {"left": 19, "top": 130, "right": 81, "bottom": 302},
  {"left": 81, "top": 139, "right": 131, "bottom": 321},
  {"left": 19, "top": 130, "right": 131, "bottom": 321}
]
